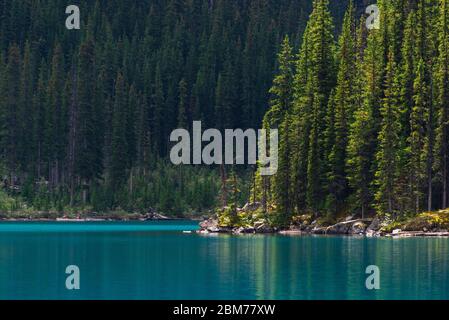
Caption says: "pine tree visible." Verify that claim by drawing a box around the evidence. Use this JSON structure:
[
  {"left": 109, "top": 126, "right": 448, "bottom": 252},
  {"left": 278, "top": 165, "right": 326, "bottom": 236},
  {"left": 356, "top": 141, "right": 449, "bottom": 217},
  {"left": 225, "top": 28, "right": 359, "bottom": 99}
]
[
  {"left": 76, "top": 39, "right": 103, "bottom": 202},
  {"left": 33, "top": 60, "right": 48, "bottom": 180},
  {"left": 435, "top": 0, "right": 449, "bottom": 209},
  {"left": 2, "top": 44, "right": 21, "bottom": 183},
  {"left": 46, "top": 43, "right": 66, "bottom": 186},
  {"left": 409, "top": 59, "right": 428, "bottom": 213},
  {"left": 400, "top": 11, "right": 417, "bottom": 141},
  {"left": 177, "top": 78, "right": 189, "bottom": 129},
  {"left": 265, "top": 36, "right": 294, "bottom": 224},
  {"left": 18, "top": 41, "right": 35, "bottom": 173},
  {"left": 110, "top": 71, "right": 129, "bottom": 191},
  {"left": 135, "top": 93, "right": 151, "bottom": 171},
  {"left": 152, "top": 62, "right": 165, "bottom": 156},
  {"left": 291, "top": 0, "right": 336, "bottom": 215},
  {"left": 265, "top": 36, "right": 294, "bottom": 128},
  {"left": 415, "top": 0, "right": 439, "bottom": 211},
  {"left": 306, "top": 91, "right": 324, "bottom": 212},
  {"left": 327, "top": 1, "right": 356, "bottom": 215},
  {"left": 347, "top": 29, "right": 383, "bottom": 218},
  {"left": 127, "top": 85, "right": 138, "bottom": 163},
  {"left": 375, "top": 52, "right": 402, "bottom": 216}
]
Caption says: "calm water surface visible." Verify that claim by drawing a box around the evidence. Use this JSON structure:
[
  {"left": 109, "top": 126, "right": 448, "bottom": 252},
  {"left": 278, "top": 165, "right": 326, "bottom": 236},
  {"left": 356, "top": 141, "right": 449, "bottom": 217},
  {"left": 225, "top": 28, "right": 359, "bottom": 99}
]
[{"left": 0, "top": 221, "right": 448, "bottom": 300}]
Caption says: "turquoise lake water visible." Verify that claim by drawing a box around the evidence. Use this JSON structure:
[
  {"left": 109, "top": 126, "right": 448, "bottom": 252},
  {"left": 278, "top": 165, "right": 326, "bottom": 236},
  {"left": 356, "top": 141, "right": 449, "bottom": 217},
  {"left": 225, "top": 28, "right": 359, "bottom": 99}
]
[{"left": 0, "top": 221, "right": 448, "bottom": 300}]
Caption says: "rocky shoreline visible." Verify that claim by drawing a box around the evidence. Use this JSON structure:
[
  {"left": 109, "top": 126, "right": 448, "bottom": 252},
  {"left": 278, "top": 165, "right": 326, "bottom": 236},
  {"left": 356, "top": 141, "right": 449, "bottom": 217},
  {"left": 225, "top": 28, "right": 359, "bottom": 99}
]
[
  {"left": 198, "top": 217, "right": 449, "bottom": 237},
  {"left": 198, "top": 203, "right": 449, "bottom": 238}
]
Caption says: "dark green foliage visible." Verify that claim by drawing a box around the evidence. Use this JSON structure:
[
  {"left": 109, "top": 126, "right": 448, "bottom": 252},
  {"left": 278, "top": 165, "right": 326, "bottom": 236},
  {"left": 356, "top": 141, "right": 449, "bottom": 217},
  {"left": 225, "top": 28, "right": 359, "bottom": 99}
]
[
  {"left": 110, "top": 71, "right": 128, "bottom": 191},
  {"left": 11, "top": 0, "right": 449, "bottom": 223},
  {"left": 251, "top": 0, "right": 449, "bottom": 225},
  {"left": 2, "top": 0, "right": 358, "bottom": 215},
  {"left": 375, "top": 52, "right": 402, "bottom": 216},
  {"left": 435, "top": 0, "right": 449, "bottom": 210},
  {"left": 265, "top": 36, "right": 295, "bottom": 225},
  {"left": 327, "top": 1, "right": 357, "bottom": 215}
]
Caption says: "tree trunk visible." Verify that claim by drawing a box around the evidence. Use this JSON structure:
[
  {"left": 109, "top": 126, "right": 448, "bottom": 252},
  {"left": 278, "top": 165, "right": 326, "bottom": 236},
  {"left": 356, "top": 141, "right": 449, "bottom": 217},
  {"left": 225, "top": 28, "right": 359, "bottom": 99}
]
[
  {"left": 442, "top": 164, "right": 447, "bottom": 209},
  {"left": 361, "top": 204, "right": 365, "bottom": 220},
  {"left": 252, "top": 166, "right": 256, "bottom": 203},
  {"left": 428, "top": 177, "right": 432, "bottom": 212},
  {"left": 262, "top": 176, "right": 267, "bottom": 214},
  {"left": 129, "top": 167, "right": 133, "bottom": 195},
  {"left": 220, "top": 164, "right": 227, "bottom": 207},
  {"left": 68, "top": 64, "right": 78, "bottom": 206}
]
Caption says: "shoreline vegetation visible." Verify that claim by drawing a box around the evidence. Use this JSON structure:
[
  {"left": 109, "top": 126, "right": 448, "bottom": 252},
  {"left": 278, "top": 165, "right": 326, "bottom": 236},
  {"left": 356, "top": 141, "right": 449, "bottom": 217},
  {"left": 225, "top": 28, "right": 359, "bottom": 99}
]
[
  {"left": 198, "top": 203, "right": 449, "bottom": 238},
  {"left": 0, "top": 210, "right": 194, "bottom": 222},
  {"left": 2, "top": 205, "right": 449, "bottom": 239}
]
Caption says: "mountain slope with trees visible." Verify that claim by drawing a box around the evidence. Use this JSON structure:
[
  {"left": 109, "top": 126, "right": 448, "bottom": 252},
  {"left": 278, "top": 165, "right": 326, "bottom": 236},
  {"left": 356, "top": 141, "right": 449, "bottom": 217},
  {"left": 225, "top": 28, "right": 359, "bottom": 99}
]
[{"left": 0, "top": 0, "right": 359, "bottom": 217}]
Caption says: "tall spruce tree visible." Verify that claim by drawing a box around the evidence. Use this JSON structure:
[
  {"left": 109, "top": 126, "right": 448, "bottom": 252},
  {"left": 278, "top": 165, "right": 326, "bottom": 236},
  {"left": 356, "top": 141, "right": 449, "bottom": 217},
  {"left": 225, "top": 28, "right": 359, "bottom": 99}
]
[
  {"left": 375, "top": 52, "right": 402, "bottom": 216},
  {"left": 46, "top": 43, "right": 66, "bottom": 186},
  {"left": 347, "top": 28, "right": 383, "bottom": 218},
  {"left": 110, "top": 71, "right": 128, "bottom": 191},
  {"left": 327, "top": 1, "right": 356, "bottom": 215},
  {"left": 292, "top": 0, "right": 336, "bottom": 215},
  {"left": 76, "top": 39, "right": 103, "bottom": 202},
  {"left": 435, "top": 0, "right": 449, "bottom": 209},
  {"left": 18, "top": 42, "right": 34, "bottom": 173},
  {"left": 2, "top": 44, "right": 21, "bottom": 183},
  {"left": 266, "top": 36, "right": 295, "bottom": 225},
  {"left": 409, "top": 59, "right": 428, "bottom": 213}
]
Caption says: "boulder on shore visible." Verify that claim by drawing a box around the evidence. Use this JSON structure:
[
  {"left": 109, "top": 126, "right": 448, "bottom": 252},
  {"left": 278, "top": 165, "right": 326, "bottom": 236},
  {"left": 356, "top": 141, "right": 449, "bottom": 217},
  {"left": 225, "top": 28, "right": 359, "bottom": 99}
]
[
  {"left": 325, "top": 219, "right": 372, "bottom": 235},
  {"left": 350, "top": 221, "right": 368, "bottom": 235}
]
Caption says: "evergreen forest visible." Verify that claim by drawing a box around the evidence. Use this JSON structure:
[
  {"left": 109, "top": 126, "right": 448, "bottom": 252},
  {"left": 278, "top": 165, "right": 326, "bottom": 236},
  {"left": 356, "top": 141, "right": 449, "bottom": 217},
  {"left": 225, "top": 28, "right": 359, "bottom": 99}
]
[{"left": 2, "top": 0, "right": 449, "bottom": 226}]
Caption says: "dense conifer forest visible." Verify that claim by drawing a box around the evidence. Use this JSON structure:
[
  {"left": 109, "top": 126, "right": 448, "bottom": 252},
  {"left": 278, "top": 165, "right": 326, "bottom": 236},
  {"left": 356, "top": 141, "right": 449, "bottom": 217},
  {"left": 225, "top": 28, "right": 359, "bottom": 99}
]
[
  {"left": 0, "top": 0, "right": 356, "bottom": 216},
  {"left": 249, "top": 0, "right": 449, "bottom": 228},
  {"left": 0, "top": 0, "right": 354, "bottom": 214},
  {"left": 3, "top": 0, "right": 449, "bottom": 226}
]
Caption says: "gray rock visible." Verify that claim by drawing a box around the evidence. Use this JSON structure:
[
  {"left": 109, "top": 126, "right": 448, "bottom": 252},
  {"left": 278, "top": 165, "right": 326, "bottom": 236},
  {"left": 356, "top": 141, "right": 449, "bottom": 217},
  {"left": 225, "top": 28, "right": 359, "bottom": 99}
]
[
  {"left": 367, "top": 217, "right": 381, "bottom": 232},
  {"left": 256, "top": 226, "right": 275, "bottom": 234},
  {"left": 311, "top": 226, "right": 326, "bottom": 235},
  {"left": 350, "top": 221, "right": 367, "bottom": 235},
  {"left": 326, "top": 222, "right": 351, "bottom": 234},
  {"left": 208, "top": 227, "right": 221, "bottom": 233},
  {"left": 366, "top": 229, "right": 376, "bottom": 237},
  {"left": 252, "top": 220, "right": 274, "bottom": 233},
  {"left": 233, "top": 227, "right": 255, "bottom": 234},
  {"left": 200, "top": 218, "right": 218, "bottom": 230},
  {"left": 325, "top": 219, "right": 372, "bottom": 235}
]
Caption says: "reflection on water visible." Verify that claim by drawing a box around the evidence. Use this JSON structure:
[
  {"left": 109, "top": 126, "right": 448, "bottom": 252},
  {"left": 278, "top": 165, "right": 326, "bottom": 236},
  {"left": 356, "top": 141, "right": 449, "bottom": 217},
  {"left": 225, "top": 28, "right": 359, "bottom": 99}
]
[{"left": 0, "top": 222, "right": 448, "bottom": 300}]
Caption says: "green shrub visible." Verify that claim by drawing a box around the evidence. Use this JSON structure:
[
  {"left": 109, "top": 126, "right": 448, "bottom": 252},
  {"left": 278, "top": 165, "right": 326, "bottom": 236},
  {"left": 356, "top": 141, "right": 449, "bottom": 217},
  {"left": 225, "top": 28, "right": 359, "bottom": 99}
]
[
  {"left": 217, "top": 207, "right": 240, "bottom": 227},
  {"left": 402, "top": 211, "right": 449, "bottom": 231},
  {"left": 316, "top": 214, "right": 336, "bottom": 227},
  {"left": 381, "top": 221, "right": 404, "bottom": 233}
]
